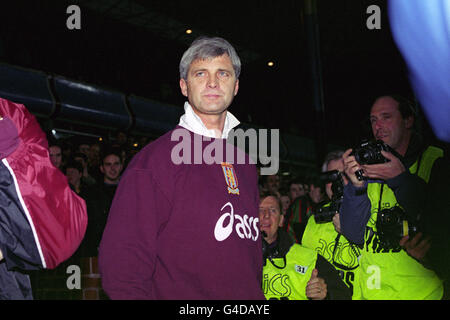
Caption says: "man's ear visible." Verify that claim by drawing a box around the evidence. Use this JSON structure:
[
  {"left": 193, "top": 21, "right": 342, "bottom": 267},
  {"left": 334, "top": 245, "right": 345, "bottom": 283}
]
[
  {"left": 278, "top": 214, "right": 285, "bottom": 228},
  {"left": 404, "top": 115, "right": 414, "bottom": 130},
  {"left": 100, "top": 165, "right": 105, "bottom": 174},
  {"left": 180, "top": 78, "right": 188, "bottom": 97},
  {"left": 234, "top": 79, "right": 239, "bottom": 96}
]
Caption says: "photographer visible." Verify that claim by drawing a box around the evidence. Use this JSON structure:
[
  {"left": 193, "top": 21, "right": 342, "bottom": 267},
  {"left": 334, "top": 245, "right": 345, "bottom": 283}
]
[
  {"left": 340, "top": 95, "right": 446, "bottom": 299},
  {"left": 260, "top": 193, "right": 351, "bottom": 300},
  {"left": 301, "top": 151, "right": 361, "bottom": 298}
]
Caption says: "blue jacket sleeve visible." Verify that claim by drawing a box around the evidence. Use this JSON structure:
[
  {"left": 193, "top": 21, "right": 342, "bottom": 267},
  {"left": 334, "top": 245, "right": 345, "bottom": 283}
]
[{"left": 340, "top": 182, "right": 371, "bottom": 245}]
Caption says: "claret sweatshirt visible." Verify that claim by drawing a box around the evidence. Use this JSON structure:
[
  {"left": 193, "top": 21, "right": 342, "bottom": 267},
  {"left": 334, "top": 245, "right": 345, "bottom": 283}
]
[{"left": 99, "top": 103, "right": 265, "bottom": 300}]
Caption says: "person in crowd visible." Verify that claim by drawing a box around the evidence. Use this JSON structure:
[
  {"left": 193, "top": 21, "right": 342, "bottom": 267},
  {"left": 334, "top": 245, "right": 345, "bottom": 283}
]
[
  {"left": 260, "top": 193, "right": 351, "bottom": 300},
  {"left": 114, "top": 130, "right": 128, "bottom": 149},
  {"left": 301, "top": 150, "right": 361, "bottom": 298},
  {"left": 87, "top": 142, "right": 102, "bottom": 182},
  {"left": 77, "top": 142, "right": 91, "bottom": 158},
  {"left": 340, "top": 94, "right": 446, "bottom": 299},
  {"left": 283, "top": 173, "right": 327, "bottom": 243},
  {"left": 97, "top": 147, "right": 123, "bottom": 205},
  {"left": 262, "top": 174, "right": 281, "bottom": 197},
  {"left": 65, "top": 160, "right": 91, "bottom": 197},
  {"left": 308, "top": 174, "right": 328, "bottom": 208},
  {"left": 98, "top": 36, "right": 265, "bottom": 299},
  {"left": 49, "top": 143, "right": 63, "bottom": 170},
  {"left": 60, "top": 140, "right": 74, "bottom": 168},
  {"left": 73, "top": 152, "right": 97, "bottom": 186},
  {"left": 74, "top": 148, "right": 124, "bottom": 259},
  {"left": 0, "top": 97, "right": 87, "bottom": 299},
  {"left": 288, "top": 177, "right": 308, "bottom": 203}
]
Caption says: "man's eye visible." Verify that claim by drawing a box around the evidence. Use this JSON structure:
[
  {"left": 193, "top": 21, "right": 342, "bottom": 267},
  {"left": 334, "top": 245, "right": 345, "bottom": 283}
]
[
  {"left": 195, "top": 71, "right": 205, "bottom": 77},
  {"left": 219, "top": 71, "right": 229, "bottom": 77}
]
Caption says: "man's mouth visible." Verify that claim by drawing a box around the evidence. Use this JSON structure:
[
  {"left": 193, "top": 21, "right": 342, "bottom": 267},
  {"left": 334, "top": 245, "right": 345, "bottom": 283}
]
[
  {"left": 203, "top": 94, "right": 222, "bottom": 99},
  {"left": 376, "top": 132, "right": 388, "bottom": 140},
  {"left": 260, "top": 222, "right": 271, "bottom": 229}
]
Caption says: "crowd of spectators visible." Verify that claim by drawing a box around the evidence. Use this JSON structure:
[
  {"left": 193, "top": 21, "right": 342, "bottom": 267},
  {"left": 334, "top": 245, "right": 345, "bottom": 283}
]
[
  {"left": 47, "top": 131, "right": 151, "bottom": 256},
  {"left": 30, "top": 130, "right": 152, "bottom": 299}
]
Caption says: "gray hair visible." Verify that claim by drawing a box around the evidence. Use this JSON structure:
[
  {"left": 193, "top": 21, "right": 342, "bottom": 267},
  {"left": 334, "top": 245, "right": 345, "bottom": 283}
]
[
  {"left": 179, "top": 36, "right": 241, "bottom": 80},
  {"left": 321, "top": 150, "right": 345, "bottom": 172}
]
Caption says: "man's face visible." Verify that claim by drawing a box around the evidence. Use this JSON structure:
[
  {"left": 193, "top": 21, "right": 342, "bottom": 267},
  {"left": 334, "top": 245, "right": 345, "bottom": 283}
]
[
  {"left": 78, "top": 144, "right": 90, "bottom": 156},
  {"left": 49, "top": 146, "right": 62, "bottom": 168},
  {"left": 74, "top": 156, "right": 86, "bottom": 169},
  {"left": 101, "top": 154, "right": 123, "bottom": 183},
  {"left": 265, "top": 175, "right": 280, "bottom": 193},
  {"left": 259, "top": 196, "right": 284, "bottom": 244},
  {"left": 309, "top": 184, "right": 323, "bottom": 204},
  {"left": 179, "top": 54, "right": 239, "bottom": 117},
  {"left": 289, "top": 183, "right": 305, "bottom": 201},
  {"left": 370, "top": 96, "right": 413, "bottom": 154},
  {"left": 66, "top": 168, "right": 82, "bottom": 187}
]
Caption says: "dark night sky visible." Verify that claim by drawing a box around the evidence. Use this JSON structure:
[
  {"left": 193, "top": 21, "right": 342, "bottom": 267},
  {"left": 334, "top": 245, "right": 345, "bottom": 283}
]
[{"left": 0, "top": 0, "right": 422, "bottom": 149}]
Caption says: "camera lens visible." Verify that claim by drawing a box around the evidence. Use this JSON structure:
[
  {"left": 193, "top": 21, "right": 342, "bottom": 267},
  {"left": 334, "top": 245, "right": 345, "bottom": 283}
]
[{"left": 356, "top": 149, "right": 375, "bottom": 164}]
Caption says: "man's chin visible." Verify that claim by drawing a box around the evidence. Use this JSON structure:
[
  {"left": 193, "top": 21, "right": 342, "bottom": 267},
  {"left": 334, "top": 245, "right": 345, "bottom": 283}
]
[
  {"left": 202, "top": 105, "right": 228, "bottom": 114},
  {"left": 196, "top": 99, "right": 232, "bottom": 113}
]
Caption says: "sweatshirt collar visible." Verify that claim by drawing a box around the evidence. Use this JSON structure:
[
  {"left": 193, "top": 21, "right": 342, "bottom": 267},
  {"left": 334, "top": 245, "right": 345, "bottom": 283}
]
[{"left": 178, "top": 101, "right": 240, "bottom": 139}]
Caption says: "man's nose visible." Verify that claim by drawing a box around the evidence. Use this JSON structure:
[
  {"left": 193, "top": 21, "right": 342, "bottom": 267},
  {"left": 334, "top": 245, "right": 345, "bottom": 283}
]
[
  {"left": 260, "top": 209, "right": 271, "bottom": 218},
  {"left": 372, "top": 119, "right": 383, "bottom": 131},
  {"left": 207, "top": 75, "right": 218, "bottom": 88}
]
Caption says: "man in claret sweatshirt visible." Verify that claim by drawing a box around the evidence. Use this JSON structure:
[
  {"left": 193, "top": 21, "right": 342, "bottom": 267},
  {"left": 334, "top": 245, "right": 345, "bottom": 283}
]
[{"left": 99, "top": 36, "right": 265, "bottom": 300}]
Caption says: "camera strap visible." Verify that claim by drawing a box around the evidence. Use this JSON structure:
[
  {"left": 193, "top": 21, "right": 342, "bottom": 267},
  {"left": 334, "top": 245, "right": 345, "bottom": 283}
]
[
  {"left": 331, "top": 234, "right": 360, "bottom": 271},
  {"left": 268, "top": 256, "right": 287, "bottom": 270},
  {"left": 377, "top": 183, "right": 385, "bottom": 212}
]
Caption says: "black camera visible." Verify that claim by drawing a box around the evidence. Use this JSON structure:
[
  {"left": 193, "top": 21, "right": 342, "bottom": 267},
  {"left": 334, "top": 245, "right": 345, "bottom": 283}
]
[
  {"left": 314, "top": 202, "right": 340, "bottom": 224},
  {"left": 314, "top": 170, "right": 344, "bottom": 223},
  {"left": 351, "top": 140, "right": 394, "bottom": 180},
  {"left": 376, "top": 206, "right": 418, "bottom": 250}
]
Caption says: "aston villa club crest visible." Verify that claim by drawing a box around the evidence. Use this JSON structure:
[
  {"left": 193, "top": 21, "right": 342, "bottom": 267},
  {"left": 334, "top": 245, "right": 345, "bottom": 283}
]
[{"left": 221, "top": 162, "right": 240, "bottom": 195}]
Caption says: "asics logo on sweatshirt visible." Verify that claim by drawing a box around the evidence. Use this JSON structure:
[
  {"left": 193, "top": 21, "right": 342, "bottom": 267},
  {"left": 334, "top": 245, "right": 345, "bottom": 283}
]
[{"left": 214, "top": 202, "right": 259, "bottom": 242}]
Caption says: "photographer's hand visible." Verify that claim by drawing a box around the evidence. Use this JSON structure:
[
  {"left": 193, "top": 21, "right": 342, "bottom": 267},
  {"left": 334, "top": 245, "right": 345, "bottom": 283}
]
[
  {"left": 399, "top": 232, "right": 431, "bottom": 262},
  {"left": 361, "top": 150, "right": 406, "bottom": 180},
  {"left": 306, "top": 269, "right": 327, "bottom": 300},
  {"left": 343, "top": 149, "right": 365, "bottom": 187},
  {"left": 332, "top": 213, "right": 341, "bottom": 234}
]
